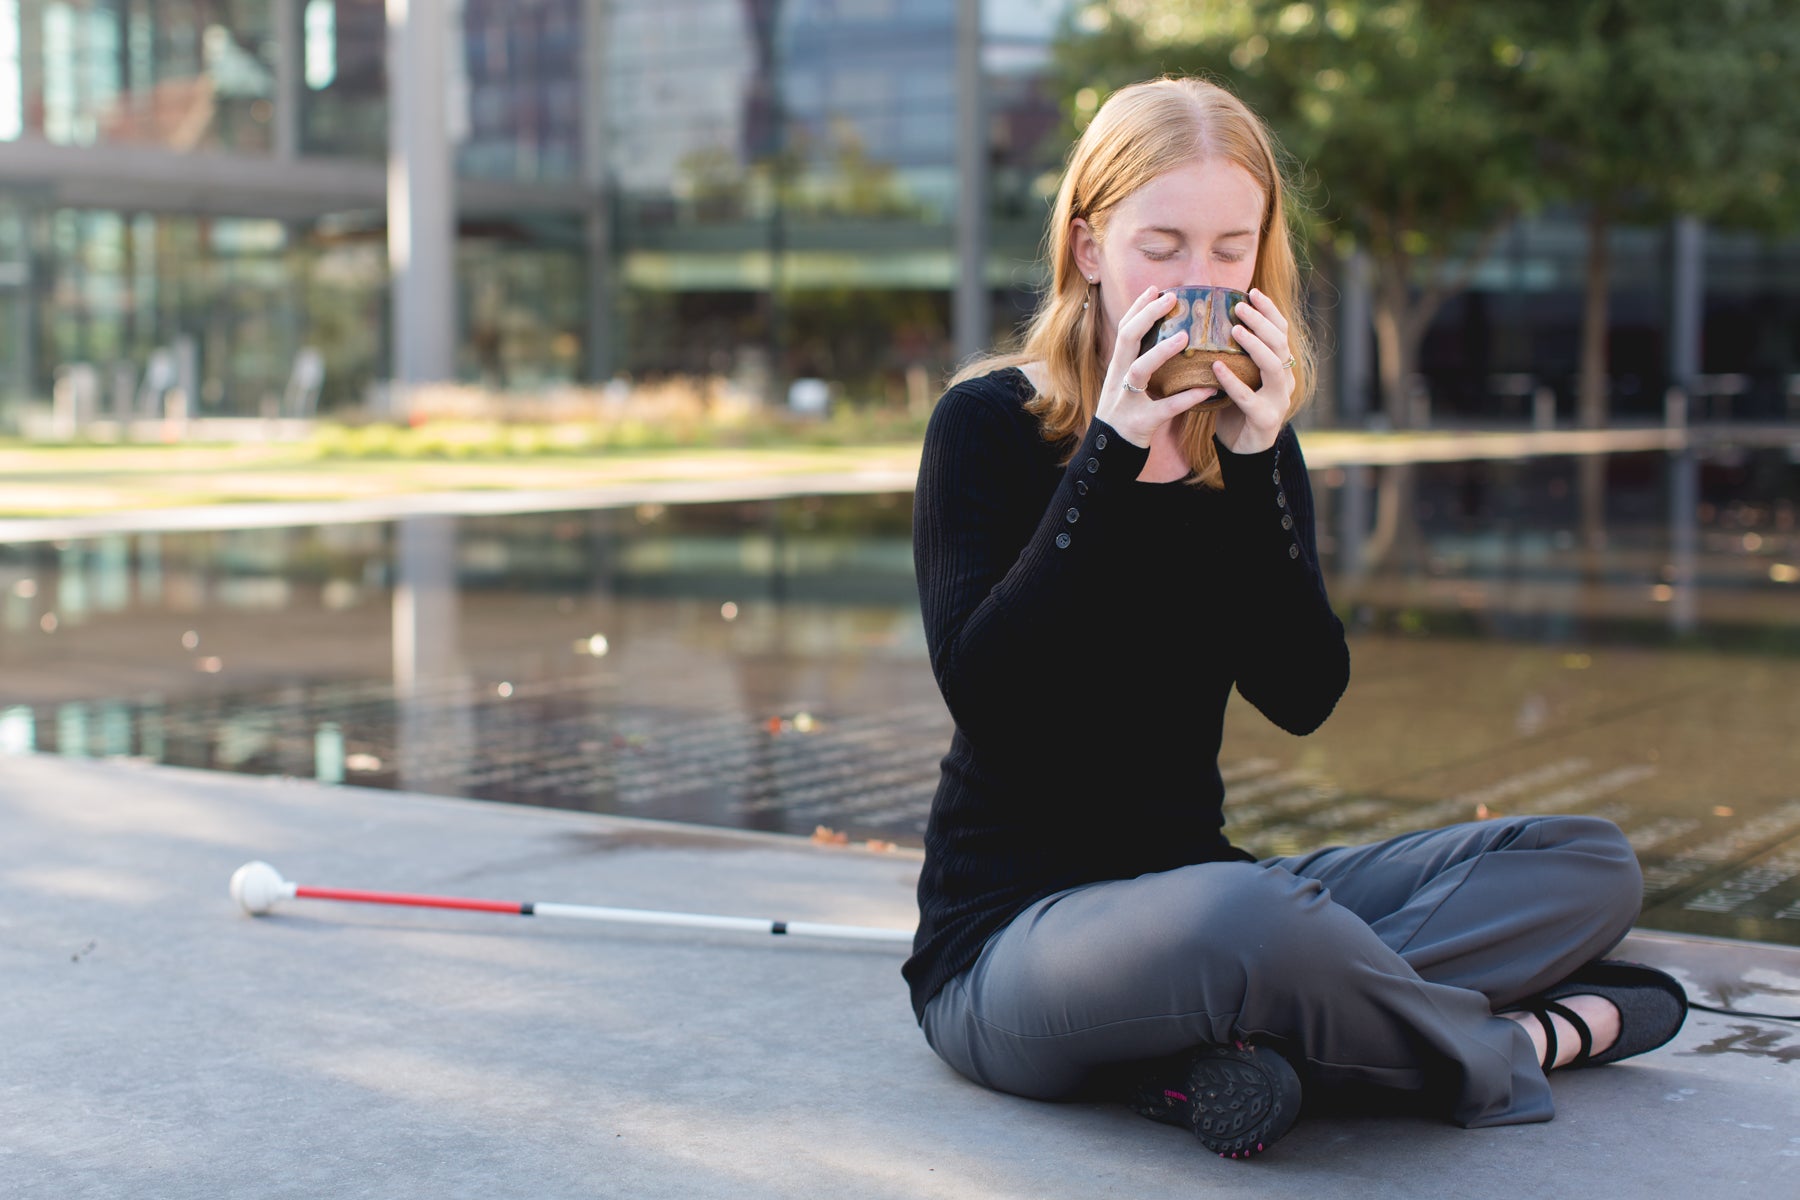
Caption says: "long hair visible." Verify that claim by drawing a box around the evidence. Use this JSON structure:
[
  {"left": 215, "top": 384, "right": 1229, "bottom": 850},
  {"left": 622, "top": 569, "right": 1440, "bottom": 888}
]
[{"left": 954, "top": 76, "right": 1313, "bottom": 488}]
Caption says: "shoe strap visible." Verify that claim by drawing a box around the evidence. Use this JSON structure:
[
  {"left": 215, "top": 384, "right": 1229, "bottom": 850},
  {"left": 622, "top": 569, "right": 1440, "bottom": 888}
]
[
  {"left": 1538, "top": 999, "right": 1594, "bottom": 1066},
  {"left": 1522, "top": 1005, "right": 1558, "bottom": 1072}
]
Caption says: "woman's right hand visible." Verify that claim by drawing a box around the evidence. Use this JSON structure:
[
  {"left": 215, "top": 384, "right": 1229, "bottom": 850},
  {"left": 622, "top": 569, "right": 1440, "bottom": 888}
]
[{"left": 1093, "top": 286, "right": 1220, "bottom": 448}]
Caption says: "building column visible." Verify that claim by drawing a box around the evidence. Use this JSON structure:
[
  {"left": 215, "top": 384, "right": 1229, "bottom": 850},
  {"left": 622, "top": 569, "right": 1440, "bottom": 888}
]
[
  {"left": 580, "top": 0, "right": 613, "bottom": 381},
  {"left": 386, "top": 0, "right": 456, "bottom": 405},
  {"left": 952, "top": 0, "right": 989, "bottom": 362},
  {"left": 1668, "top": 215, "right": 1704, "bottom": 393},
  {"left": 273, "top": 0, "right": 301, "bottom": 159},
  {"left": 0, "top": 198, "right": 35, "bottom": 427},
  {"left": 17, "top": 0, "right": 42, "bottom": 138}
]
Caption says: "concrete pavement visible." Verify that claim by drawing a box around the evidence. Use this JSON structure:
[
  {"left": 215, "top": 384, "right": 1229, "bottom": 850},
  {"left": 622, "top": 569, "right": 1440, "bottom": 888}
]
[{"left": 4, "top": 754, "right": 1797, "bottom": 1199}]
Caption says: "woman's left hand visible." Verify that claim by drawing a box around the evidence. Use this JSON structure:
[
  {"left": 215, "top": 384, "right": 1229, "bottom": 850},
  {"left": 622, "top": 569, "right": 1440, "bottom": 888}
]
[{"left": 1211, "top": 288, "right": 1295, "bottom": 455}]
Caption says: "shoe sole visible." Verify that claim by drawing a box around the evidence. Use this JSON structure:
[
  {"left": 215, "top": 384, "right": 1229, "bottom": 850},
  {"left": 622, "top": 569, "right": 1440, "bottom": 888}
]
[
  {"left": 1189, "top": 1045, "right": 1303, "bottom": 1158},
  {"left": 1127, "top": 1043, "right": 1303, "bottom": 1159}
]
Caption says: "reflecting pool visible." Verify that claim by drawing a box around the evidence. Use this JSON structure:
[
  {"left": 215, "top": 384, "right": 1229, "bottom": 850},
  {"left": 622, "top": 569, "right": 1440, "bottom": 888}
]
[{"left": 2, "top": 446, "right": 1798, "bottom": 946}]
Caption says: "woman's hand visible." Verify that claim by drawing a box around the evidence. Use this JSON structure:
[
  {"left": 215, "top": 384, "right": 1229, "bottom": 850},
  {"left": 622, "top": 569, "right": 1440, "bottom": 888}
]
[
  {"left": 1093, "top": 286, "right": 1220, "bottom": 448},
  {"left": 1211, "top": 288, "right": 1295, "bottom": 455}
]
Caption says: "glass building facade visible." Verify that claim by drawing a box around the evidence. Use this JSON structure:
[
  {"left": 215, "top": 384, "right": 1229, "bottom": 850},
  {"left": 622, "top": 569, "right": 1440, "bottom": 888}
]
[
  {"left": 600, "top": 0, "right": 1067, "bottom": 403},
  {"left": 0, "top": 0, "right": 605, "bottom": 420},
  {"left": 0, "top": 0, "right": 1794, "bottom": 429},
  {"left": 0, "top": 0, "right": 1076, "bottom": 424}
]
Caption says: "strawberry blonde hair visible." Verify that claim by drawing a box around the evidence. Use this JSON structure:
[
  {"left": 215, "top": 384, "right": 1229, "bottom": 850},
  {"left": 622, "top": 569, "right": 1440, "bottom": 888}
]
[{"left": 954, "top": 75, "right": 1313, "bottom": 487}]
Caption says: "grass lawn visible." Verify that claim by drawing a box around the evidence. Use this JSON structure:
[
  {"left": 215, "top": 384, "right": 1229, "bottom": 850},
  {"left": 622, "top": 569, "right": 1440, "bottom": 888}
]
[
  {"left": 0, "top": 416, "right": 1671, "bottom": 519},
  {"left": 0, "top": 437, "right": 930, "bottom": 518}
]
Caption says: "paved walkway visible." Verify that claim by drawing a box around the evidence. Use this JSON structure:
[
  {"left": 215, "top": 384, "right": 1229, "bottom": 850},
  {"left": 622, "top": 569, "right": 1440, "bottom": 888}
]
[{"left": 5, "top": 755, "right": 1797, "bottom": 1199}]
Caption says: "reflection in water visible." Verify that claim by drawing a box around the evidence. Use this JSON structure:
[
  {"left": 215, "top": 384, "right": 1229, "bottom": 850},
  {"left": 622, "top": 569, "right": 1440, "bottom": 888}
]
[
  {"left": 1687, "top": 1025, "right": 1800, "bottom": 1063},
  {"left": 1324, "top": 448, "right": 1796, "bottom": 650},
  {"left": 0, "top": 706, "right": 34, "bottom": 752},
  {"left": 316, "top": 722, "right": 346, "bottom": 785},
  {"left": 1670, "top": 448, "right": 1699, "bottom": 635},
  {"left": 2, "top": 452, "right": 1799, "bottom": 943},
  {"left": 393, "top": 514, "right": 475, "bottom": 794}
]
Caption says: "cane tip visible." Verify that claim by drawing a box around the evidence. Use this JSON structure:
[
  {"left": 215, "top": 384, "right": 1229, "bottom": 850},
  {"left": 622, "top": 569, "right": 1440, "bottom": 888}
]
[{"left": 230, "top": 860, "right": 287, "bottom": 916}]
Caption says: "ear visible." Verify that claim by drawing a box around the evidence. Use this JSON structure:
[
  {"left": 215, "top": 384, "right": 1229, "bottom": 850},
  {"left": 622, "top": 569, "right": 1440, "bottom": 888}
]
[{"left": 1069, "top": 217, "right": 1101, "bottom": 282}]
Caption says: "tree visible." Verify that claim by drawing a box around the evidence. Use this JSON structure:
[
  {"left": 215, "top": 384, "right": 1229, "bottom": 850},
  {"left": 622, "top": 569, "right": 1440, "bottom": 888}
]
[
  {"left": 1054, "top": 1, "right": 1532, "bottom": 427},
  {"left": 1478, "top": 0, "right": 1800, "bottom": 427}
]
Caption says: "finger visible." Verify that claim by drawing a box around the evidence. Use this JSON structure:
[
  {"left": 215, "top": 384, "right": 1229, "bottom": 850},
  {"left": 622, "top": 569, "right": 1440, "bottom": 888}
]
[
  {"left": 1131, "top": 326, "right": 1191, "bottom": 382},
  {"left": 1229, "top": 322, "right": 1290, "bottom": 380},
  {"left": 1210, "top": 358, "right": 1254, "bottom": 402},
  {"left": 1246, "top": 287, "right": 1289, "bottom": 334},
  {"left": 1232, "top": 299, "right": 1290, "bottom": 362},
  {"left": 1113, "top": 288, "right": 1179, "bottom": 358}
]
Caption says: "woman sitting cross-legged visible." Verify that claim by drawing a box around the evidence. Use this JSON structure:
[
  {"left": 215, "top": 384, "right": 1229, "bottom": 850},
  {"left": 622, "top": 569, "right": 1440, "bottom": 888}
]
[{"left": 902, "top": 73, "right": 1687, "bottom": 1160}]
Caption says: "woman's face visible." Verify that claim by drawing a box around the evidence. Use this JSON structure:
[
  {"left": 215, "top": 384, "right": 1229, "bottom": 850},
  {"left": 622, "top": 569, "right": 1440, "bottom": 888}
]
[{"left": 1071, "top": 157, "right": 1266, "bottom": 343}]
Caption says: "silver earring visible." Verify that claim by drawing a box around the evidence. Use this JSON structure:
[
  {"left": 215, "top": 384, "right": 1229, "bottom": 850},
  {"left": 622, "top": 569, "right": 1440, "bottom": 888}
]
[{"left": 1083, "top": 277, "right": 1094, "bottom": 310}]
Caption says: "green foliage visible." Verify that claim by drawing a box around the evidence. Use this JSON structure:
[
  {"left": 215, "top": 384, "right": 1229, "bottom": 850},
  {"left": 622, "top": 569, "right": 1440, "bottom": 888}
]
[
  {"left": 1053, "top": 1, "right": 1800, "bottom": 425},
  {"left": 1055, "top": 2, "right": 1533, "bottom": 262},
  {"left": 1475, "top": 0, "right": 1800, "bottom": 233},
  {"left": 1057, "top": 0, "right": 1800, "bottom": 244},
  {"left": 1054, "top": 2, "right": 1541, "bottom": 423}
]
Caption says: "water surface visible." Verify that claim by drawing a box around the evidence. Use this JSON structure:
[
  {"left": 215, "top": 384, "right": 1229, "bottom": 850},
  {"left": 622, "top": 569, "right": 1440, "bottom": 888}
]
[{"left": 3, "top": 447, "right": 1797, "bottom": 945}]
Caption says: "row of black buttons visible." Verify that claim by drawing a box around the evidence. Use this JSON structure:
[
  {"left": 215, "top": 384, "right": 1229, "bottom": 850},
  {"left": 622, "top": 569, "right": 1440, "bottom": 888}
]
[
  {"left": 1059, "top": 430, "right": 1110, "bottom": 549},
  {"left": 1272, "top": 446, "right": 1301, "bottom": 560},
  {"left": 1055, "top": 429, "right": 1301, "bottom": 559}
]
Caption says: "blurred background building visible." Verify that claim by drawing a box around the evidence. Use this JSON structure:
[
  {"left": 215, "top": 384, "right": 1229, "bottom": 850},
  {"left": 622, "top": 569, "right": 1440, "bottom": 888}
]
[{"left": 0, "top": 0, "right": 1793, "bottom": 429}]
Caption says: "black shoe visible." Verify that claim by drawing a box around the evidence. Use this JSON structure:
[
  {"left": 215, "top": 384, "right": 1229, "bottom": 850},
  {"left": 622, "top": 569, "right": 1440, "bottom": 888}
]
[
  {"left": 1125, "top": 1042, "right": 1303, "bottom": 1159},
  {"left": 1511, "top": 958, "right": 1688, "bottom": 1070}
]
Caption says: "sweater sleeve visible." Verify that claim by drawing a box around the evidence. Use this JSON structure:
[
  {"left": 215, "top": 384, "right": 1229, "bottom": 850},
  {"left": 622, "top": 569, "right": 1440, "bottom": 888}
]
[
  {"left": 1215, "top": 425, "right": 1350, "bottom": 735},
  {"left": 912, "top": 377, "right": 1149, "bottom": 743}
]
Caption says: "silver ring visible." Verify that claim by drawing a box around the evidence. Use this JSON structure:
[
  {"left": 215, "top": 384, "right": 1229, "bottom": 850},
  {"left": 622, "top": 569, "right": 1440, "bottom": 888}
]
[
  {"left": 1280, "top": 356, "right": 1297, "bottom": 370},
  {"left": 1121, "top": 379, "right": 1146, "bottom": 393}
]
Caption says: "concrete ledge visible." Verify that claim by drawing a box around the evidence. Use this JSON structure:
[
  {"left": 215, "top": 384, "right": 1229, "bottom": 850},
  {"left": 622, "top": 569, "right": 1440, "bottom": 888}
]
[{"left": 3, "top": 755, "right": 1796, "bottom": 1199}]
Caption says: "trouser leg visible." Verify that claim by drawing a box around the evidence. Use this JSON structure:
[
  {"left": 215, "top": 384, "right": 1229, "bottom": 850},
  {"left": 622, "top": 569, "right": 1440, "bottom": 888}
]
[
  {"left": 1270, "top": 814, "right": 1643, "bottom": 1008},
  {"left": 922, "top": 816, "right": 1641, "bottom": 1129}
]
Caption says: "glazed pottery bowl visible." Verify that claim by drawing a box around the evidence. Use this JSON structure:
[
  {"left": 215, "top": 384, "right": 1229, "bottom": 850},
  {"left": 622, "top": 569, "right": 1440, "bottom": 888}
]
[{"left": 1139, "top": 285, "right": 1261, "bottom": 408}]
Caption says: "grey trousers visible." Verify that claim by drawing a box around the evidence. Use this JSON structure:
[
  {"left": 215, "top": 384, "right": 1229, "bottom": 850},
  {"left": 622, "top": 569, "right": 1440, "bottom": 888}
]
[{"left": 921, "top": 815, "right": 1643, "bottom": 1128}]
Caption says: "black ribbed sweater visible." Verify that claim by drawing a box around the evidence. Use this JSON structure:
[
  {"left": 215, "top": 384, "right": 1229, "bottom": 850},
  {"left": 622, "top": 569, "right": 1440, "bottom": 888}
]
[{"left": 903, "top": 367, "right": 1351, "bottom": 1021}]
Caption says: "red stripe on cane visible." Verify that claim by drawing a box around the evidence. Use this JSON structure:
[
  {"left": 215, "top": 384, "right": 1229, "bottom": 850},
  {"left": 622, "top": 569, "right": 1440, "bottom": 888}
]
[{"left": 295, "top": 885, "right": 526, "bottom": 914}]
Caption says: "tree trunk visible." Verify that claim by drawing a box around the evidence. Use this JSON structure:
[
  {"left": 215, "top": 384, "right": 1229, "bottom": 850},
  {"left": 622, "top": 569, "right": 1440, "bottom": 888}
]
[
  {"left": 1578, "top": 205, "right": 1611, "bottom": 429},
  {"left": 1359, "top": 460, "right": 1417, "bottom": 573},
  {"left": 1577, "top": 205, "right": 1613, "bottom": 561},
  {"left": 1369, "top": 266, "right": 1431, "bottom": 430},
  {"left": 1371, "top": 293, "right": 1408, "bottom": 428},
  {"left": 1304, "top": 248, "right": 1341, "bottom": 424}
]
